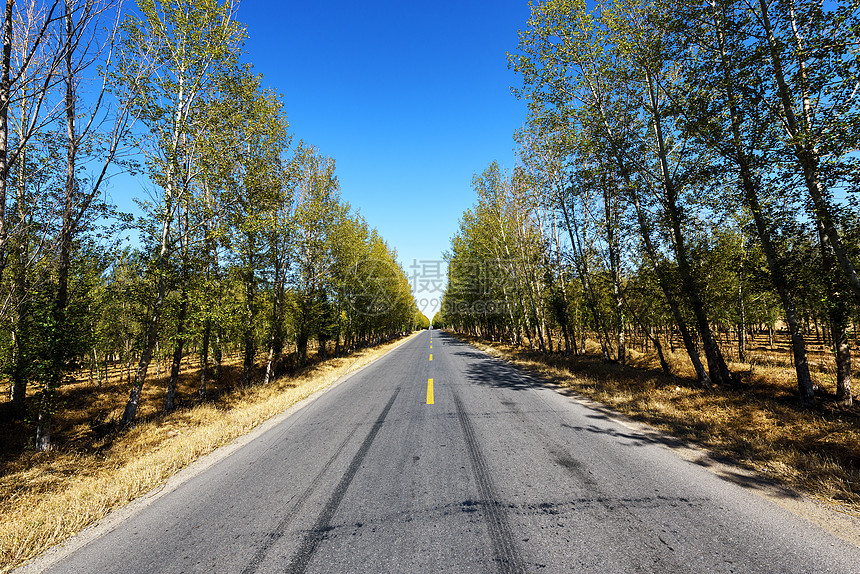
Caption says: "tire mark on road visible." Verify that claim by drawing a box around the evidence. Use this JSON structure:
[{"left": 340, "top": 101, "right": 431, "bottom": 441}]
[
  {"left": 285, "top": 387, "right": 401, "bottom": 574},
  {"left": 452, "top": 390, "right": 526, "bottom": 574},
  {"left": 240, "top": 426, "right": 357, "bottom": 574}
]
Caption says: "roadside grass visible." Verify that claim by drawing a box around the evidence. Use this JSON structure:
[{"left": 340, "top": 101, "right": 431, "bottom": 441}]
[
  {"left": 457, "top": 334, "right": 860, "bottom": 514},
  {"left": 0, "top": 333, "right": 417, "bottom": 574}
]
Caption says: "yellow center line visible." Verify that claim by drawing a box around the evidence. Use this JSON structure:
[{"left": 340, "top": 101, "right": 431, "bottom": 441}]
[
  {"left": 429, "top": 353, "right": 433, "bottom": 361},
  {"left": 427, "top": 378, "right": 434, "bottom": 404}
]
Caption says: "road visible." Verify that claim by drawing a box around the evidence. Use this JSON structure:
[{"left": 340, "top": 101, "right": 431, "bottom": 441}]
[{"left": 27, "top": 330, "right": 860, "bottom": 573}]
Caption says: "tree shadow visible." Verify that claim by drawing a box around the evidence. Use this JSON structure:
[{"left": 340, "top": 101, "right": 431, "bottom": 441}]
[
  {"left": 459, "top": 354, "right": 545, "bottom": 392},
  {"left": 560, "top": 420, "right": 667, "bottom": 447},
  {"left": 441, "top": 332, "right": 811, "bottom": 503}
]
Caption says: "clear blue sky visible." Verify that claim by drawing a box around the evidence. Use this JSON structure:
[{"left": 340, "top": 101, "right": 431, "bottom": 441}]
[{"left": 237, "top": 1, "right": 532, "bottom": 316}]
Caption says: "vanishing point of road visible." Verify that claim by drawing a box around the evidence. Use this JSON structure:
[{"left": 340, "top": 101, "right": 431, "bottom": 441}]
[{"left": 25, "top": 331, "right": 860, "bottom": 573}]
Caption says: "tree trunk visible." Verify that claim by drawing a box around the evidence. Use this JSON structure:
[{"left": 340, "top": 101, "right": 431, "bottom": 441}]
[
  {"left": 242, "top": 326, "right": 256, "bottom": 385},
  {"left": 10, "top": 232, "right": 28, "bottom": 419},
  {"left": 36, "top": 3, "right": 77, "bottom": 449},
  {"left": 122, "top": 200, "right": 174, "bottom": 424},
  {"left": 165, "top": 282, "right": 188, "bottom": 411},
  {"left": 818, "top": 216, "right": 850, "bottom": 406},
  {"left": 560, "top": 190, "right": 613, "bottom": 361},
  {"left": 603, "top": 179, "right": 625, "bottom": 364},
  {"left": 629, "top": 184, "right": 708, "bottom": 382},
  {"left": 241, "top": 234, "right": 259, "bottom": 385},
  {"left": 737, "top": 274, "right": 746, "bottom": 363},
  {"left": 263, "top": 268, "right": 285, "bottom": 385},
  {"left": 0, "top": 0, "right": 13, "bottom": 290},
  {"left": 552, "top": 212, "right": 572, "bottom": 356},
  {"left": 214, "top": 329, "right": 223, "bottom": 380},
  {"left": 623, "top": 292, "right": 671, "bottom": 376},
  {"left": 645, "top": 70, "right": 732, "bottom": 386},
  {"left": 829, "top": 303, "right": 852, "bottom": 406},
  {"left": 199, "top": 319, "right": 210, "bottom": 397},
  {"left": 166, "top": 200, "right": 191, "bottom": 410}
]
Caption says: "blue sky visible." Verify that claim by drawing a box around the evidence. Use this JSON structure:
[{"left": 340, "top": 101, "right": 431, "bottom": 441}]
[{"left": 236, "top": 1, "right": 532, "bottom": 316}]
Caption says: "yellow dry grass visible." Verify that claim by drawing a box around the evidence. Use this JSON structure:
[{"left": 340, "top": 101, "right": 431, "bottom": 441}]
[
  {"left": 0, "top": 334, "right": 417, "bottom": 573},
  {"left": 461, "top": 335, "right": 860, "bottom": 514}
]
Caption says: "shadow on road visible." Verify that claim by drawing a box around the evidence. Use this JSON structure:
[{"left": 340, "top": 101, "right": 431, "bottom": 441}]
[
  {"left": 460, "top": 357, "right": 543, "bottom": 392},
  {"left": 438, "top": 331, "right": 804, "bottom": 502},
  {"left": 440, "top": 336, "right": 546, "bottom": 392}
]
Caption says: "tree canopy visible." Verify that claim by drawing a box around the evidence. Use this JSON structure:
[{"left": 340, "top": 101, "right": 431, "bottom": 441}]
[{"left": 442, "top": 0, "right": 859, "bottom": 406}]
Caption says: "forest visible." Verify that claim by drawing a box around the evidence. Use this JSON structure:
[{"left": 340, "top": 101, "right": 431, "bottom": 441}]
[
  {"left": 0, "top": 0, "right": 425, "bottom": 452},
  {"left": 440, "top": 0, "right": 859, "bottom": 407}
]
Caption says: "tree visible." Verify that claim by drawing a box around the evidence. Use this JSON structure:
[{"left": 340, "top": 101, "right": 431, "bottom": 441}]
[
  {"left": 115, "top": 0, "right": 243, "bottom": 424},
  {"left": 672, "top": 0, "right": 818, "bottom": 401},
  {"left": 509, "top": 0, "right": 715, "bottom": 381},
  {"left": 35, "top": 0, "right": 129, "bottom": 450},
  {"left": 0, "top": 0, "right": 63, "bottom": 296},
  {"left": 219, "top": 71, "right": 291, "bottom": 388},
  {"left": 289, "top": 146, "right": 344, "bottom": 366},
  {"left": 3, "top": 0, "right": 65, "bottom": 418}
]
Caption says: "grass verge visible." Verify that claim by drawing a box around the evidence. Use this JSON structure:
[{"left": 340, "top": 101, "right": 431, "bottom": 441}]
[
  {"left": 0, "top": 333, "right": 417, "bottom": 573},
  {"left": 456, "top": 334, "right": 860, "bottom": 515}
]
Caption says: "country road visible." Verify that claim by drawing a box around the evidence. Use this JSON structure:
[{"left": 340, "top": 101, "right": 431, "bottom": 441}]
[{"left": 25, "top": 330, "right": 860, "bottom": 573}]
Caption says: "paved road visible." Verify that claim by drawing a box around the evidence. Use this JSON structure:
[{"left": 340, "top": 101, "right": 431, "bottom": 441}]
[{"left": 29, "top": 330, "right": 860, "bottom": 573}]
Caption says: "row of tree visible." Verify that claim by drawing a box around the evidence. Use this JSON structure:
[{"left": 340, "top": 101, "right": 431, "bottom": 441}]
[
  {"left": 441, "top": 0, "right": 858, "bottom": 406},
  {"left": 1, "top": 0, "right": 424, "bottom": 451}
]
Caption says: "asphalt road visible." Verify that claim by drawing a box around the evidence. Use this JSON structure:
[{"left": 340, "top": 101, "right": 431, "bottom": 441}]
[{"left": 28, "top": 330, "right": 860, "bottom": 573}]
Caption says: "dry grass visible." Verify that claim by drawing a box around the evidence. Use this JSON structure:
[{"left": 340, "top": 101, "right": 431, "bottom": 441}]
[
  {"left": 0, "top": 334, "right": 417, "bottom": 573},
  {"left": 459, "top": 334, "right": 860, "bottom": 514}
]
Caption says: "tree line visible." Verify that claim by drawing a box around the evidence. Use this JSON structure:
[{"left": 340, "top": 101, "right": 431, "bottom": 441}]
[
  {"left": 1, "top": 0, "right": 424, "bottom": 451},
  {"left": 440, "top": 0, "right": 858, "bottom": 406}
]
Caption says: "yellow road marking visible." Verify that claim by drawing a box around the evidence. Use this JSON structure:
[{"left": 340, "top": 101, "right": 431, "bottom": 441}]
[
  {"left": 429, "top": 354, "right": 433, "bottom": 361},
  {"left": 427, "top": 378, "right": 434, "bottom": 404},
  {"left": 430, "top": 344, "right": 432, "bottom": 349}
]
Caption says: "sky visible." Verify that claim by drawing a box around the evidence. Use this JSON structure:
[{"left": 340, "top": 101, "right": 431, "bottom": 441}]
[{"left": 234, "top": 1, "right": 533, "bottom": 317}]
